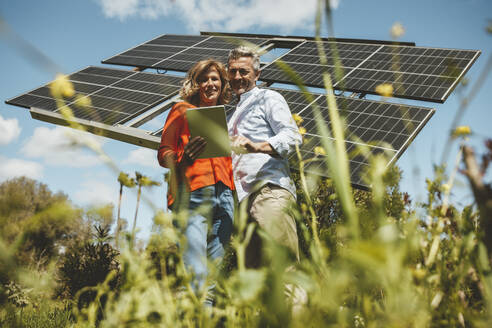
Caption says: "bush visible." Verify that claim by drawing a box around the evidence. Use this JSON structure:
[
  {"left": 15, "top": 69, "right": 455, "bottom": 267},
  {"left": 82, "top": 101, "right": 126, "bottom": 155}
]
[{"left": 57, "top": 226, "right": 120, "bottom": 307}]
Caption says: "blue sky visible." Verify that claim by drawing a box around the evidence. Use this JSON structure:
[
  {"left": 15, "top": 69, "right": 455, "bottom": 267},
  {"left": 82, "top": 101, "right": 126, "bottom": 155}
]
[{"left": 1, "top": 0, "right": 491, "bottom": 240}]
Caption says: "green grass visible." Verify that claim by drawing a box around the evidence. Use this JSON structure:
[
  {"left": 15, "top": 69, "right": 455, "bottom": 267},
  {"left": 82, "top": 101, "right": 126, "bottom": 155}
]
[{"left": 0, "top": 304, "right": 72, "bottom": 328}]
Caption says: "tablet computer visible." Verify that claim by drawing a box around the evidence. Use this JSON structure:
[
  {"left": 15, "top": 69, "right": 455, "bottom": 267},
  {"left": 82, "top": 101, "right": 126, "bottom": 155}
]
[{"left": 186, "top": 105, "right": 231, "bottom": 159}]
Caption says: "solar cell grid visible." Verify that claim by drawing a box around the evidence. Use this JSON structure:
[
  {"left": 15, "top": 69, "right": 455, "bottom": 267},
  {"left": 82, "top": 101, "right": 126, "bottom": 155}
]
[
  {"left": 133, "top": 45, "right": 185, "bottom": 53},
  {"left": 112, "top": 79, "right": 179, "bottom": 95},
  {"left": 29, "top": 87, "right": 55, "bottom": 98},
  {"left": 93, "top": 88, "right": 165, "bottom": 105},
  {"left": 359, "top": 46, "right": 476, "bottom": 77},
  {"left": 198, "top": 36, "right": 267, "bottom": 49},
  {"left": 122, "top": 49, "right": 176, "bottom": 60},
  {"left": 161, "top": 53, "right": 228, "bottom": 64},
  {"left": 81, "top": 66, "right": 134, "bottom": 78},
  {"left": 104, "top": 56, "right": 162, "bottom": 68},
  {"left": 147, "top": 35, "right": 207, "bottom": 47},
  {"left": 129, "top": 73, "right": 184, "bottom": 86},
  {"left": 149, "top": 59, "right": 200, "bottom": 72},
  {"left": 179, "top": 47, "right": 229, "bottom": 56},
  {"left": 103, "top": 34, "right": 269, "bottom": 72},
  {"left": 7, "top": 67, "right": 184, "bottom": 126},
  {"left": 69, "top": 72, "right": 120, "bottom": 86},
  {"left": 67, "top": 104, "right": 127, "bottom": 123},
  {"left": 265, "top": 87, "right": 435, "bottom": 188},
  {"left": 70, "top": 82, "right": 103, "bottom": 94},
  {"left": 8, "top": 94, "right": 58, "bottom": 111},
  {"left": 261, "top": 62, "right": 342, "bottom": 86},
  {"left": 86, "top": 94, "right": 148, "bottom": 114},
  {"left": 260, "top": 39, "right": 479, "bottom": 102}
]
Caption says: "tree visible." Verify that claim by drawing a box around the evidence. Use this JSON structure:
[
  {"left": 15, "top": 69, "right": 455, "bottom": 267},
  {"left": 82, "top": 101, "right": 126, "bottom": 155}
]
[
  {"left": 0, "top": 177, "right": 82, "bottom": 264},
  {"left": 0, "top": 177, "right": 115, "bottom": 264}
]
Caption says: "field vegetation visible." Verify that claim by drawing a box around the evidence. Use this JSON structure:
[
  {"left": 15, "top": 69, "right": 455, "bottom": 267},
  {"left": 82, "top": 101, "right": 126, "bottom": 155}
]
[{"left": 1, "top": 2, "right": 492, "bottom": 327}]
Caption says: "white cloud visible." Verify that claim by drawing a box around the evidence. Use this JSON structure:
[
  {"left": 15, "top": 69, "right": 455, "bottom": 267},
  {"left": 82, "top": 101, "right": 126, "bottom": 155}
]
[
  {"left": 21, "top": 126, "right": 109, "bottom": 168},
  {"left": 123, "top": 148, "right": 160, "bottom": 169},
  {"left": 0, "top": 156, "right": 43, "bottom": 182},
  {"left": 97, "top": 0, "right": 339, "bottom": 32},
  {"left": 0, "top": 115, "right": 21, "bottom": 145},
  {"left": 73, "top": 179, "right": 116, "bottom": 205},
  {"left": 99, "top": 0, "right": 140, "bottom": 19}
]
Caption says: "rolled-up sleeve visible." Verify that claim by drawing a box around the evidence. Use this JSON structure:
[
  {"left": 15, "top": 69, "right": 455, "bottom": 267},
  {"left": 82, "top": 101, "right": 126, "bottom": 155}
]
[
  {"left": 157, "top": 103, "right": 187, "bottom": 168},
  {"left": 265, "top": 92, "right": 302, "bottom": 158}
]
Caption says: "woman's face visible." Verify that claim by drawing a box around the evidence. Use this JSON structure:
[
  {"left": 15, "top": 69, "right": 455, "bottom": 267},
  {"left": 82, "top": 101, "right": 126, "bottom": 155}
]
[{"left": 198, "top": 66, "right": 222, "bottom": 107}]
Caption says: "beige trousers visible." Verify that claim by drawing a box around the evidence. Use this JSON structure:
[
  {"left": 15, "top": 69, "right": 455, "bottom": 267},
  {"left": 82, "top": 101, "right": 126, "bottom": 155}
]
[{"left": 245, "top": 183, "right": 300, "bottom": 268}]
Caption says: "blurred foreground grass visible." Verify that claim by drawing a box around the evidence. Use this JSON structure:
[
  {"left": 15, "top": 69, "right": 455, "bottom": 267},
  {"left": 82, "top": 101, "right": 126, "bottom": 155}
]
[{"left": 2, "top": 1, "right": 492, "bottom": 326}]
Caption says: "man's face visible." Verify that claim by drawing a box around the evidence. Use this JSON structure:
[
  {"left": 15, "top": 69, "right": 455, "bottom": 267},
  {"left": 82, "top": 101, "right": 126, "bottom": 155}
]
[{"left": 228, "top": 56, "right": 259, "bottom": 96}]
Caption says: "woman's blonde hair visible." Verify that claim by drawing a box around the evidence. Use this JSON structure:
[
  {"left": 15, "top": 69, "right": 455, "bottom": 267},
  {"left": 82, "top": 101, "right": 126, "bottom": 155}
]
[{"left": 179, "top": 59, "right": 231, "bottom": 106}]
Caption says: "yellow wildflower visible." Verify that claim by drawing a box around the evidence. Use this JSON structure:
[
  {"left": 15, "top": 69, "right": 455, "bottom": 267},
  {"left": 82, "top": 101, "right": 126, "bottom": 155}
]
[
  {"left": 390, "top": 22, "right": 405, "bottom": 39},
  {"left": 314, "top": 146, "right": 326, "bottom": 156},
  {"left": 299, "top": 126, "right": 306, "bottom": 135},
  {"left": 59, "top": 106, "right": 75, "bottom": 121},
  {"left": 292, "top": 113, "right": 304, "bottom": 125},
  {"left": 411, "top": 268, "right": 426, "bottom": 281},
  {"left": 452, "top": 125, "right": 471, "bottom": 138},
  {"left": 154, "top": 210, "right": 173, "bottom": 227},
  {"left": 74, "top": 95, "right": 92, "bottom": 108},
  {"left": 375, "top": 83, "right": 394, "bottom": 97},
  {"left": 50, "top": 74, "right": 75, "bottom": 98}
]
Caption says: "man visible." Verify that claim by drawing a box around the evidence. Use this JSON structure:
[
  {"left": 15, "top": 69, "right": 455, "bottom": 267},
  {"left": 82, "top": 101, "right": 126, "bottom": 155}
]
[{"left": 227, "top": 46, "right": 302, "bottom": 267}]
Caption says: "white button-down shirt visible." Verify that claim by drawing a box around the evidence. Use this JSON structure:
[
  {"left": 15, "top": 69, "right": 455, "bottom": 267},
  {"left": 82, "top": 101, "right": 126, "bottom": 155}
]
[{"left": 228, "top": 87, "right": 302, "bottom": 202}]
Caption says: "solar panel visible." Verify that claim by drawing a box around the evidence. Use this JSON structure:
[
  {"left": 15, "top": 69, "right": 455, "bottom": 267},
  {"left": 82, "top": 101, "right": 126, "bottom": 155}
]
[
  {"left": 103, "top": 34, "right": 268, "bottom": 72},
  {"left": 260, "top": 41, "right": 480, "bottom": 103},
  {"left": 6, "top": 66, "right": 183, "bottom": 126},
  {"left": 300, "top": 99, "right": 433, "bottom": 187},
  {"left": 5, "top": 31, "right": 475, "bottom": 190}
]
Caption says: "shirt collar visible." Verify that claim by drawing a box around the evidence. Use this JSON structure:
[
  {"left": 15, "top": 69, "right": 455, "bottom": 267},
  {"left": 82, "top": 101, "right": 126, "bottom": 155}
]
[{"left": 238, "top": 86, "right": 259, "bottom": 103}]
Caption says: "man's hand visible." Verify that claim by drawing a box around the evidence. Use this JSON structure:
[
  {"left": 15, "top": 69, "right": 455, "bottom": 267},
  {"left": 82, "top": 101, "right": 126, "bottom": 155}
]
[
  {"left": 231, "top": 135, "right": 255, "bottom": 154},
  {"left": 182, "top": 136, "right": 207, "bottom": 164},
  {"left": 230, "top": 136, "right": 276, "bottom": 155}
]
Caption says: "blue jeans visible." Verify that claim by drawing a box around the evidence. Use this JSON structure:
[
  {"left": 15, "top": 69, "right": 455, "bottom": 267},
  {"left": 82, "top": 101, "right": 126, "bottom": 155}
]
[{"left": 172, "top": 182, "right": 234, "bottom": 302}]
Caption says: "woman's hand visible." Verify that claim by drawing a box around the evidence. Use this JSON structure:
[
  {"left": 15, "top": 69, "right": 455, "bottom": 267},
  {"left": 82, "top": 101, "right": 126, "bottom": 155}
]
[{"left": 182, "top": 136, "right": 207, "bottom": 164}]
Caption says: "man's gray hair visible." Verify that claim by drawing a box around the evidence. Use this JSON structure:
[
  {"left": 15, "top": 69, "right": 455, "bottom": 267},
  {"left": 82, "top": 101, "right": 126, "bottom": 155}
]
[{"left": 228, "top": 46, "right": 260, "bottom": 72}]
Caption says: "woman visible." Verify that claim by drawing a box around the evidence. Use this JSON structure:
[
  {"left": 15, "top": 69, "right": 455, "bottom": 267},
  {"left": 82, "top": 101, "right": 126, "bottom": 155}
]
[{"left": 157, "top": 59, "right": 234, "bottom": 301}]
